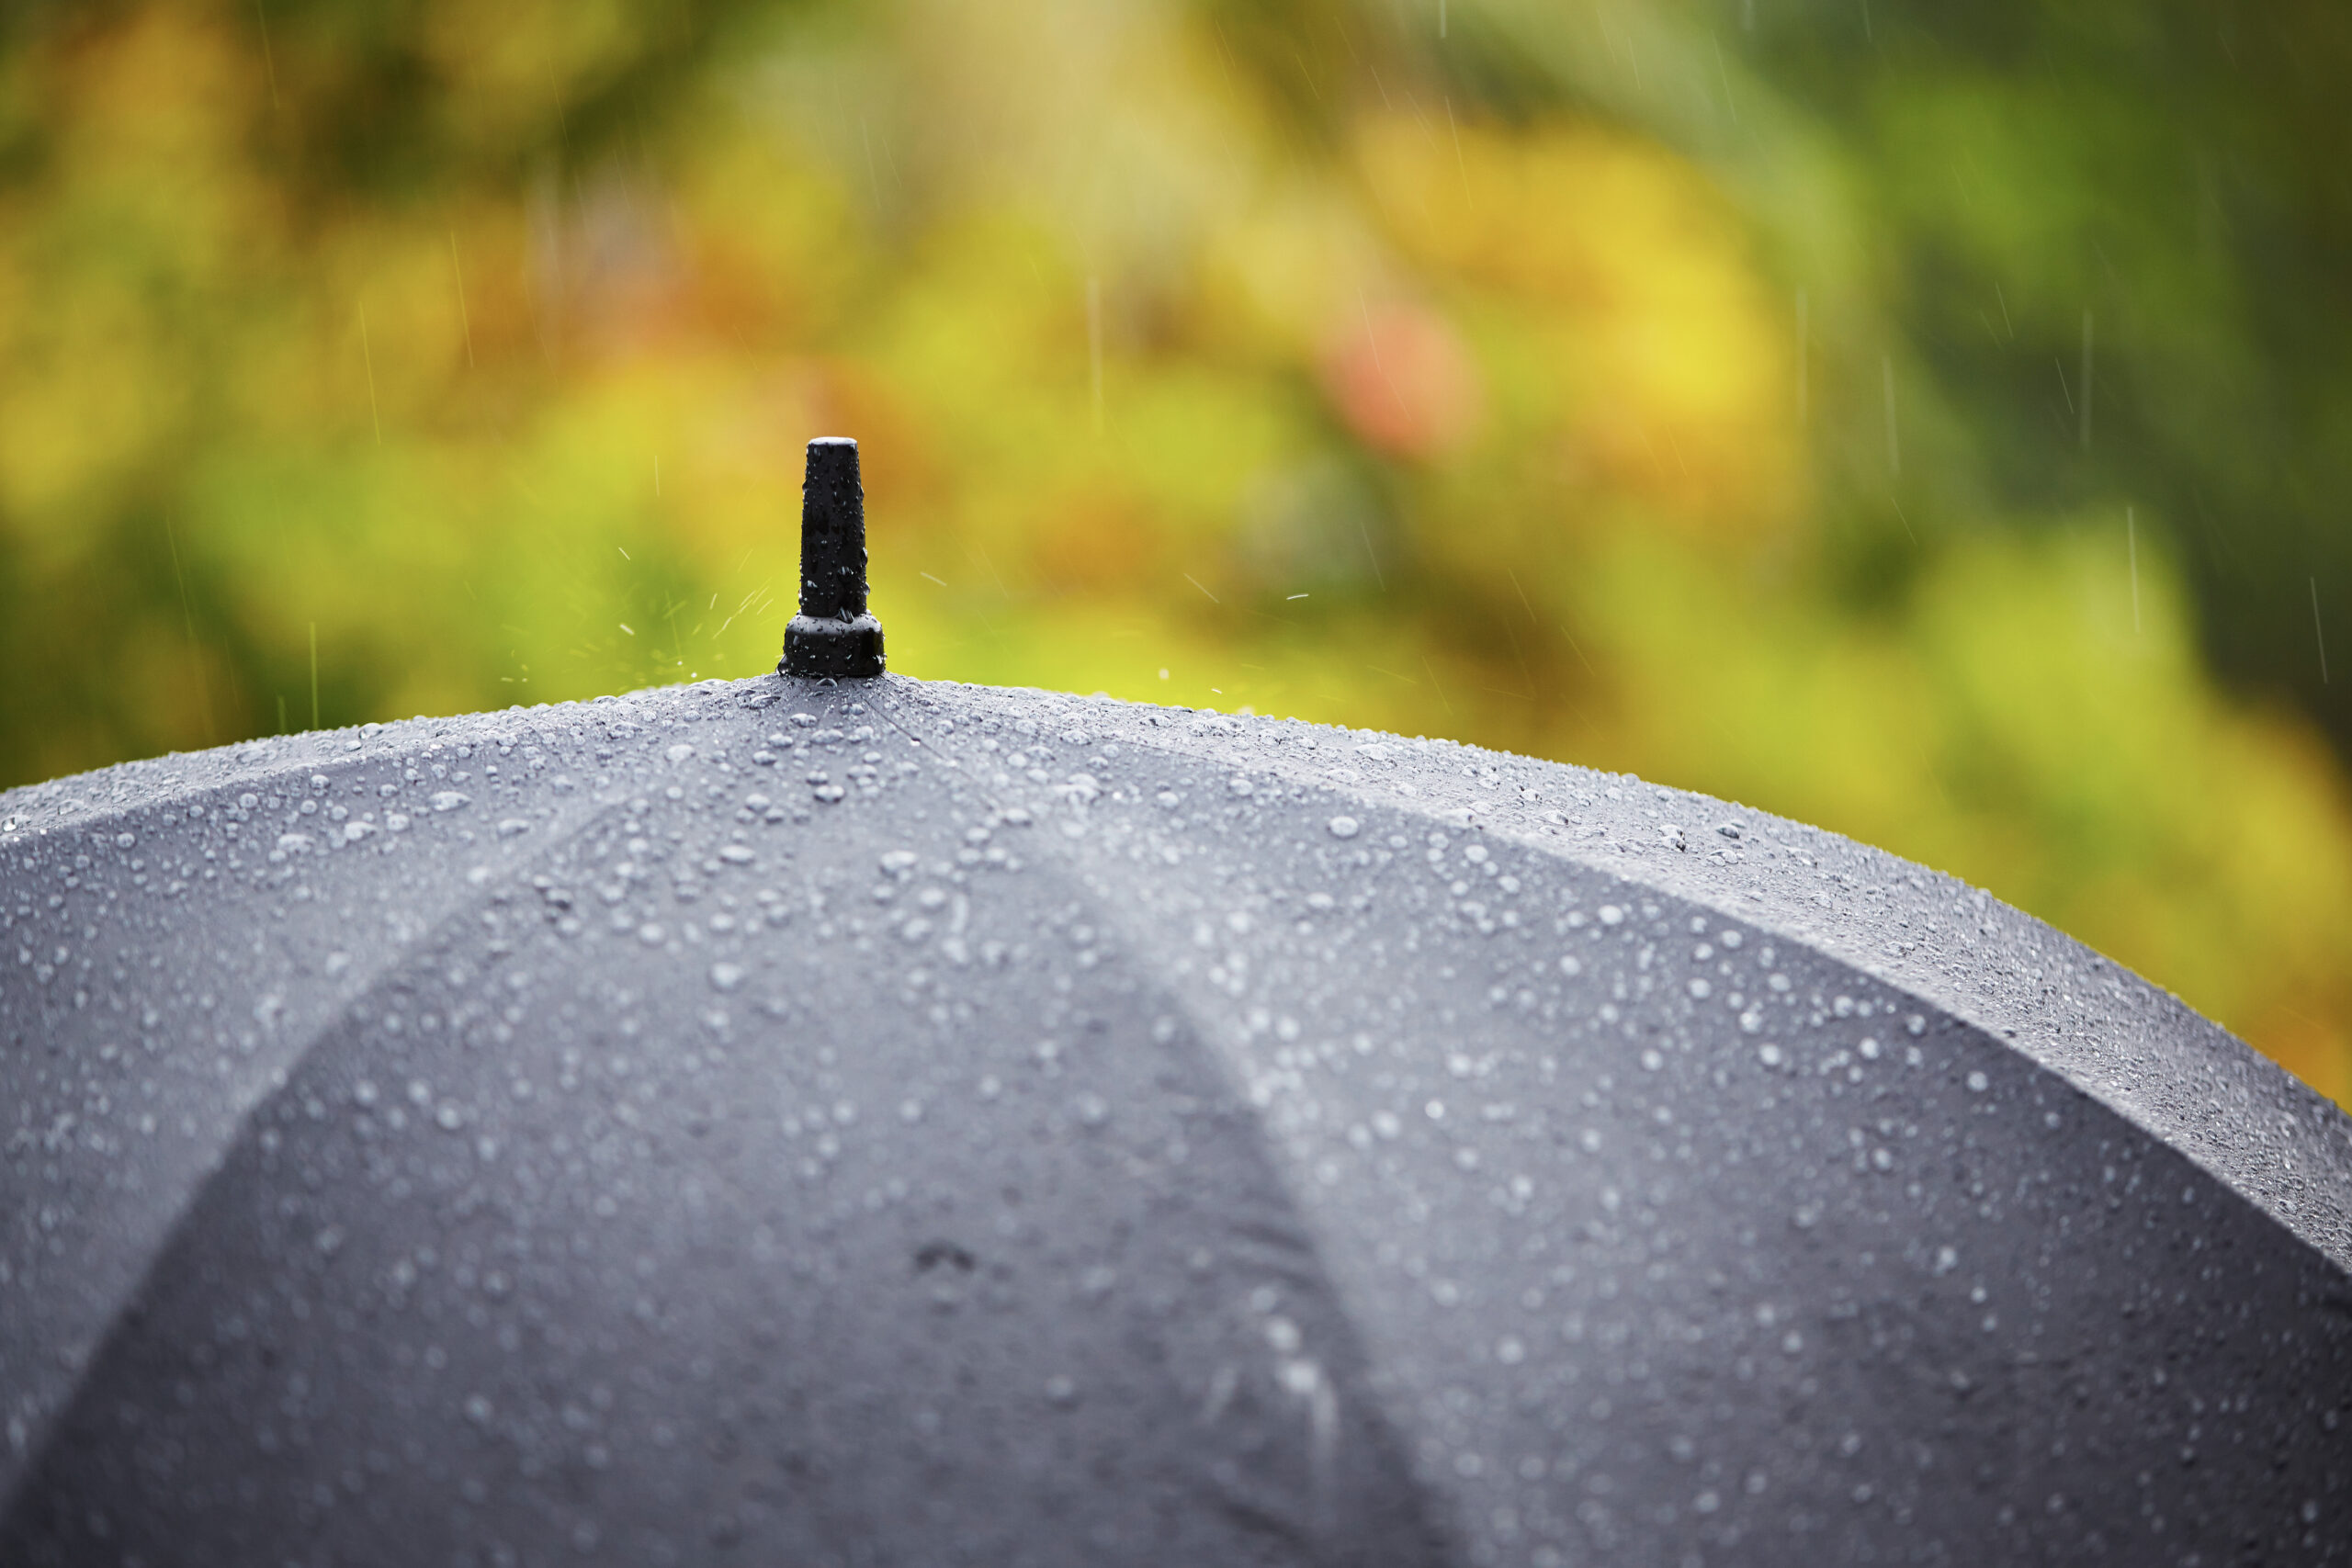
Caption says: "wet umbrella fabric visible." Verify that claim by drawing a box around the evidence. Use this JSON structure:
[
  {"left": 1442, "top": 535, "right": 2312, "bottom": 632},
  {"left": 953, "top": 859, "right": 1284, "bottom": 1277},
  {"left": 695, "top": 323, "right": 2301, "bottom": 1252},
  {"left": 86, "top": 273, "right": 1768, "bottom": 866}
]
[{"left": 1, "top": 674, "right": 2346, "bottom": 1567}]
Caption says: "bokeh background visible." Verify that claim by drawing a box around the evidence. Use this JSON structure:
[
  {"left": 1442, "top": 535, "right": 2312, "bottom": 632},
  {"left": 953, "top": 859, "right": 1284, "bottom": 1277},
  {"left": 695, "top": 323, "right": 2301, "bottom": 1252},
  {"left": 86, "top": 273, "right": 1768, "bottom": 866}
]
[{"left": 0, "top": 0, "right": 2346, "bottom": 1105}]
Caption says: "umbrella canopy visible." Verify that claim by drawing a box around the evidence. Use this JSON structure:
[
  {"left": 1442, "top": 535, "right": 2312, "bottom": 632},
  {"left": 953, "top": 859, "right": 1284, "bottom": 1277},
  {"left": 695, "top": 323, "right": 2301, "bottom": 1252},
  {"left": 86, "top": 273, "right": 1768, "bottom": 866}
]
[{"left": 3, "top": 671, "right": 2349, "bottom": 1567}]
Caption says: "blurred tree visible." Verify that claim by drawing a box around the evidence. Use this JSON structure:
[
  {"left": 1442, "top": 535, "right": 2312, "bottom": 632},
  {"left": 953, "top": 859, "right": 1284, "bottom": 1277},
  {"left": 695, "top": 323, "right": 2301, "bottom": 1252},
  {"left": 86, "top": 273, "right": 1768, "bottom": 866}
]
[{"left": 1733, "top": 0, "right": 2352, "bottom": 751}]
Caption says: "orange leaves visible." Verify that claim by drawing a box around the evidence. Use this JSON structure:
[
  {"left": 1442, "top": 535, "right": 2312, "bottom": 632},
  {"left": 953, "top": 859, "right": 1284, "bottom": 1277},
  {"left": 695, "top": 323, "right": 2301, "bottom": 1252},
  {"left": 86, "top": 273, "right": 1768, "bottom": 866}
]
[{"left": 1320, "top": 299, "right": 1482, "bottom": 461}]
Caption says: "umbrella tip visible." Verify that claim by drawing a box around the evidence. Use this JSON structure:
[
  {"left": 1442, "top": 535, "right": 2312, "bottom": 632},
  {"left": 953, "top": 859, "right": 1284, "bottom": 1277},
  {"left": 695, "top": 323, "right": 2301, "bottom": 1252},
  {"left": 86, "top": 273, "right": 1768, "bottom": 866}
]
[{"left": 782, "top": 437, "right": 886, "bottom": 679}]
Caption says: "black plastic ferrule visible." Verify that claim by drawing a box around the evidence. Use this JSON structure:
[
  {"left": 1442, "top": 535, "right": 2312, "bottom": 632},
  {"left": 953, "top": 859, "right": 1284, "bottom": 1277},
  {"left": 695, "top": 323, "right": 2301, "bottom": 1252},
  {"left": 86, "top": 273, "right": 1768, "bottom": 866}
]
[{"left": 782, "top": 437, "right": 885, "bottom": 678}]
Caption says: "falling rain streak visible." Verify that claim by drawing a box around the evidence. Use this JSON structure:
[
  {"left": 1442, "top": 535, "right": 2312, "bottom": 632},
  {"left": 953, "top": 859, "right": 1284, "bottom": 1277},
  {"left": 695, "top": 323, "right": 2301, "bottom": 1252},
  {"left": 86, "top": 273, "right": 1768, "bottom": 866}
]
[
  {"left": 164, "top": 516, "right": 215, "bottom": 744},
  {"left": 1882, "top": 355, "right": 1900, "bottom": 478},
  {"left": 2316, "top": 578, "right": 2332, "bottom": 685},
  {"left": 1795, "top": 290, "right": 1809, "bottom": 424},
  {"left": 2080, "top": 310, "right": 2095, "bottom": 451},
  {"left": 254, "top": 0, "right": 279, "bottom": 111},
  {"left": 448, "top": 231, "right": 473, "bottom": 368},
  {"left": 1088, "top": 276, "right": 1105, "bottom": 436},
  {"left": 358, "top": 306, "right": 381, "bottom": 445},
  {"left": 2127, "top": 508, "right": 2140, "bottom": 634}
]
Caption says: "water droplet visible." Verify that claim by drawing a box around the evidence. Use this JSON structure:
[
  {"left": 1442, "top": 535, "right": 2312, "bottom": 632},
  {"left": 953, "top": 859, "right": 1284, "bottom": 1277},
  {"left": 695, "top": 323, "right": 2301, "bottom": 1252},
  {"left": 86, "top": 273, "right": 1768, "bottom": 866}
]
[{"left": 710, "top": 963, "right": 743, "bottom": 992}]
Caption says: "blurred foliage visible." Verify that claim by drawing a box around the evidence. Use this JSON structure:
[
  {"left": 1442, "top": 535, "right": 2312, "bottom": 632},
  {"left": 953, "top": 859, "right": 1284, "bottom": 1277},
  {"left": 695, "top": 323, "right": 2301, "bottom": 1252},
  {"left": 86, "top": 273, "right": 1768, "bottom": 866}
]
[{"left": 0, "top": 0, "right": 2346, "bottom": 1105}]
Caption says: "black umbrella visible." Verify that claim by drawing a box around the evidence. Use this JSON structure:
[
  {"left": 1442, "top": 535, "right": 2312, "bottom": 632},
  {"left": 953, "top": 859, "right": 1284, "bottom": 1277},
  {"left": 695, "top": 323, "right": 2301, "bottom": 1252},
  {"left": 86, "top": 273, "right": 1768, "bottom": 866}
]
[{"left": 3, "top": 442, "right": 2347, "bottom": 1566}]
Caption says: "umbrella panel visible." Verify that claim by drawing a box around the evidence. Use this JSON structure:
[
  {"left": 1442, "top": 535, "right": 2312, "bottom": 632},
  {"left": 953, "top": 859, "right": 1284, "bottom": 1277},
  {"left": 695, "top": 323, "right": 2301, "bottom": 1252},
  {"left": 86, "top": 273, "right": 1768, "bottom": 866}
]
[
  {"left": 3, "top": 760, "right": 1447, "bottom": 1568},
  {"left": 0, "top": 733, "right": 612, "bottom": 1503},
  {"left": 937, "top": 683, "right": 2352, "bottom": 1565}
]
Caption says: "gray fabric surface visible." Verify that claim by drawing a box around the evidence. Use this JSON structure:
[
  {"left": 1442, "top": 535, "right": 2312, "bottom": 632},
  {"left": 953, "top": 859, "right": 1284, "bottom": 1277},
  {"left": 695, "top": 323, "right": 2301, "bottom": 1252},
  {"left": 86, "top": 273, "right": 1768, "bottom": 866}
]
[{"left": 4, "top": 673, "right": 2346, "bottom": 1565}]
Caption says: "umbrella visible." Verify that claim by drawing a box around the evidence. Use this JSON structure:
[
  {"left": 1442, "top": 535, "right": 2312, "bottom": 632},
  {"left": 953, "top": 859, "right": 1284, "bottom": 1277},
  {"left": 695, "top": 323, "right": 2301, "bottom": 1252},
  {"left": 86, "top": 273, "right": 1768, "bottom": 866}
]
[{"left": 3, "top": 444, "right": 2348, "bottom": 1567}]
